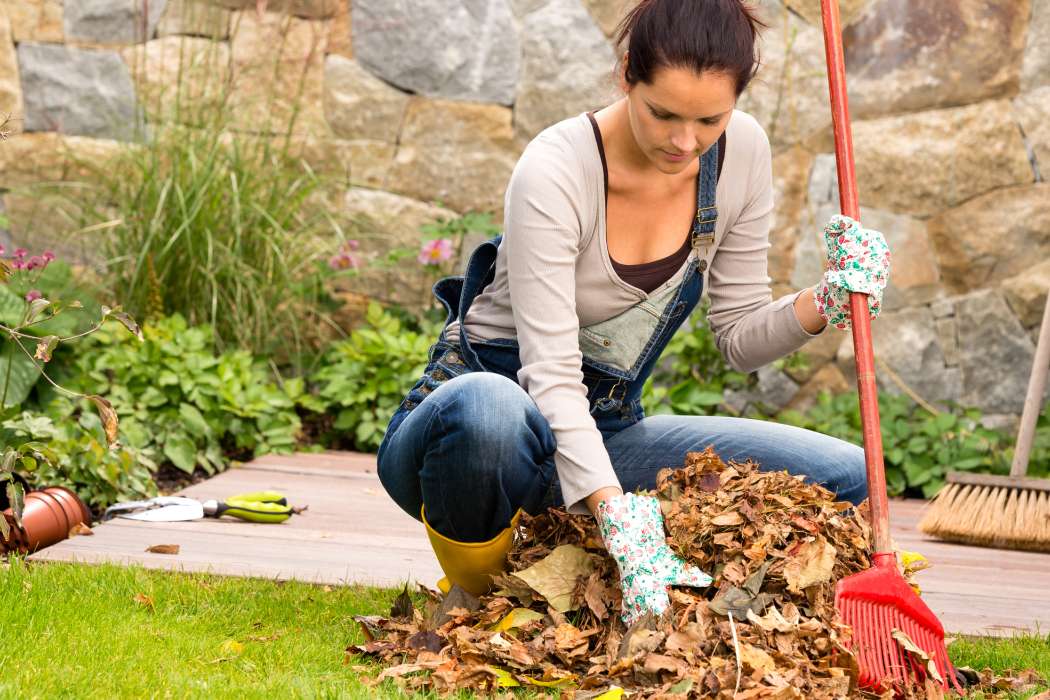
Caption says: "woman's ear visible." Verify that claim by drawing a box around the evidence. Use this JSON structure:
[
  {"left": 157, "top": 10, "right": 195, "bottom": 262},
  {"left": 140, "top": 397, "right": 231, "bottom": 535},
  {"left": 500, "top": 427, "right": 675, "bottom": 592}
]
[{"left": 619, "top": 50, "right": 631, "bottom": 93}]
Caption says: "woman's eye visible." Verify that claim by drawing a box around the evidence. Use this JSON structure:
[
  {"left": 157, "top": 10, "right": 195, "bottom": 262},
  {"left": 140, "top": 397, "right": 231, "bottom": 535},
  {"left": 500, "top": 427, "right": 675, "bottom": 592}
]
[
  {"left": 701, "top": 117, "right": 721, "bottom": 126},
  {"left": 651, "top": 110, "right": 673, "bottom": 121}
]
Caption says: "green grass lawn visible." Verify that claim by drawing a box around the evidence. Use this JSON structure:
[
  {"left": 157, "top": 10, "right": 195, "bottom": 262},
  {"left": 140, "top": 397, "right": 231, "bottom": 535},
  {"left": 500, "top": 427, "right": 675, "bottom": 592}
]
[{"left": 0, "top": 559, "right": 1047, "bottom": 699}]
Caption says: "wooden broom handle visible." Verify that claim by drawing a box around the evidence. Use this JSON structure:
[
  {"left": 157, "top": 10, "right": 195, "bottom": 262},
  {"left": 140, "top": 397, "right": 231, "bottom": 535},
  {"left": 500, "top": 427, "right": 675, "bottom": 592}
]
[
  {"left": 819, "top": 0, "right": 892, "bottom": 555},
  {"left": 1011, "top": 291, "right": 1050, "bottom": 477}
]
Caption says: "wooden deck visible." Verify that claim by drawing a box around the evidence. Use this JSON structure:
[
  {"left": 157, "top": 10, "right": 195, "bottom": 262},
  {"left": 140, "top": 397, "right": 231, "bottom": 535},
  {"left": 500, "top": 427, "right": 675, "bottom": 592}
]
[{"left": 28, "top": 451, "right": 1050, "bottom": 638}]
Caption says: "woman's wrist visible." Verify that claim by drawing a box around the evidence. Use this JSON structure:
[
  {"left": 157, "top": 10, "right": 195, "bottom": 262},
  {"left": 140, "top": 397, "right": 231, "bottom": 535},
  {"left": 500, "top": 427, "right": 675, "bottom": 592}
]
[
  {"left": 794, "top": 286, "right": 828, "bottom": 335},
  {"left": 586, "top": 486, "right": 624, "bottom": 516}
]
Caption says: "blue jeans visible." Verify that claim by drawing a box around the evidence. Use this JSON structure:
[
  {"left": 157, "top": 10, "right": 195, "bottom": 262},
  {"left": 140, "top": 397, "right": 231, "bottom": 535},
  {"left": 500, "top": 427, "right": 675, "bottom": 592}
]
[{"left": 377, "top": 371, "right": 868, "bottom": 543}]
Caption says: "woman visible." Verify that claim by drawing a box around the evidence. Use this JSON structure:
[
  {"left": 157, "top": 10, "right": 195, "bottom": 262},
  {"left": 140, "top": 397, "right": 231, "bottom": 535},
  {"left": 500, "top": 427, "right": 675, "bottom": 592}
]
[{"left": 377, "top": 0, "right": 889, "bottom": 624}]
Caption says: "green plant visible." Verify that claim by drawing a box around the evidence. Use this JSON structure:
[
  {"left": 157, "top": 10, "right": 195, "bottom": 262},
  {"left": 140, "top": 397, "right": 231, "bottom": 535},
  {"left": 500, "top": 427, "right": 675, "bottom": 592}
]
[
  {"left": 1, "top": 408, "right": 155, "bottom": 511},
  {"left": 69, "top": 119, "right": 346, "bottom": 373},
  {"left": 49, "top": 314, "right": 303, "bottom": 477},
  {"left": 311, "top": 302, "right": 438, "bottom": 451},
  {"left": 0, "top": 246, "right": 141, "bottom": 523},
  {"left": 777, "top": 392, "right": 1012, "bottom": 498}
]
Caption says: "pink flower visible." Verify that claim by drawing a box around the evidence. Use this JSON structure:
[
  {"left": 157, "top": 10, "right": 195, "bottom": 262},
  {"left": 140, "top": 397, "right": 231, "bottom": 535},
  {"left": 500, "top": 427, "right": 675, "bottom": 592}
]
[
  {"left": 13, "top": 248, "right": 26, "bottom": 258},
  {"left": 326, "top": 240, "right": 362, "bottom": 271},
  {"left": 0, "top": 245, "right": 5, "bottom": 256},
  {"left": 26, "top": 255, "right": 46, "bottom": 270},
  {"left": 42, "top": 250, "right": 55, "bottom": 262},
  {"left": 25, "top": 290, "right": 41, "bottom": 302},
  {"left": 418, "top": 238, "right": 453, "bottom": 266}
]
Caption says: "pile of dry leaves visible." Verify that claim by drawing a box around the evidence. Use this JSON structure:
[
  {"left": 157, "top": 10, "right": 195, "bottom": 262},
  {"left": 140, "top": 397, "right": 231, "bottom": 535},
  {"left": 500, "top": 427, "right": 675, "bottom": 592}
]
[{"left": 350, "top": 447, "right": 1046, "bottom": 699}]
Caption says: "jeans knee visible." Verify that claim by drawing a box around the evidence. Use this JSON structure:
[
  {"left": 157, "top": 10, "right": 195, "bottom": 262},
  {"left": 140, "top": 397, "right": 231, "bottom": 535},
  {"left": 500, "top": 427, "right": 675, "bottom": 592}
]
[{"left": 432, "top": 372, "right": 555, "bottom": 464}]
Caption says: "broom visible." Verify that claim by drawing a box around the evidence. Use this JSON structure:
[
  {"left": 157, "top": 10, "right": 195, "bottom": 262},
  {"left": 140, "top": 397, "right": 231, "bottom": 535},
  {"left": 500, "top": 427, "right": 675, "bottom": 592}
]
[
  {"left": 818, "top": 0, "right": 961, "bottom": 691},
  {"left": 919, "top": 288, "right": 1050, "bottom": 551}
]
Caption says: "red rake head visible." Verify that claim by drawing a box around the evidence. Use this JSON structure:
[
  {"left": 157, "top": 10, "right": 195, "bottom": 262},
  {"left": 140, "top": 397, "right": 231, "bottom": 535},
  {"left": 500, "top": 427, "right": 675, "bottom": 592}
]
[{"left": 835, "top": 554, "right": 961, "bottom": 693}]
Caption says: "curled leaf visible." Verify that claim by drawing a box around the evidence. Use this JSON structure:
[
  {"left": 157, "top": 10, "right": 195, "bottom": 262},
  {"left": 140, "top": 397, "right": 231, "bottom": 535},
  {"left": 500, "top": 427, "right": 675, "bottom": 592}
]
[
  {"left": 88, "top": 395, "right": 119, "bottom": 447},
  {"left": 109, "top": 309, "right": 144, "bottom": 341}
]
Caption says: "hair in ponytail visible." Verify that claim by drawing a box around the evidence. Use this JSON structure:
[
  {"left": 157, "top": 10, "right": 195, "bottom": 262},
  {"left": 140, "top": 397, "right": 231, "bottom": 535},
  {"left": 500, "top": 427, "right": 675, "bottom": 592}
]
[{"left": 614, "top": 0, "right": 765, "bottom": 95}]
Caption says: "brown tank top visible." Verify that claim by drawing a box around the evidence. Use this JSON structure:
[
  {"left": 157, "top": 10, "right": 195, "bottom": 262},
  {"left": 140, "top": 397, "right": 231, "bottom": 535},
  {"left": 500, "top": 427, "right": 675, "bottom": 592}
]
[{"left": 587, "top": 112, "right": 725, "bottom": 294}]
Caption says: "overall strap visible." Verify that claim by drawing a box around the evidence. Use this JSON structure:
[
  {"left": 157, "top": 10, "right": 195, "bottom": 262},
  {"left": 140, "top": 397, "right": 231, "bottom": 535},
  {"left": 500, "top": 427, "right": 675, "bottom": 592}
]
[
  {"left": 454, "top": 235, "right": 502, "bottom": 371},
  {"left": 690, "top": 138, "right": 720, "bottom": 272}
]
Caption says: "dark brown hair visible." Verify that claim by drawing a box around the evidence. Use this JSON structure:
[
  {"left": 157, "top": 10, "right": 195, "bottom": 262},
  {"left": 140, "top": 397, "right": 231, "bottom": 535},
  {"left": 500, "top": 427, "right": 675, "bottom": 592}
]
[{"left": 614, "top": 0, "right": 765, "bottom": 95}]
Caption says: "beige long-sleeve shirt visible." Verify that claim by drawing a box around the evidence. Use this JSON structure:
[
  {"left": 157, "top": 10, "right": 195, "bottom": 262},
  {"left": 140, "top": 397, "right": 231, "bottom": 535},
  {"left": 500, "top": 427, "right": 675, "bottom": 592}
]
[{"left": 446, "top": 109, "right": 821, "bottom": 513}]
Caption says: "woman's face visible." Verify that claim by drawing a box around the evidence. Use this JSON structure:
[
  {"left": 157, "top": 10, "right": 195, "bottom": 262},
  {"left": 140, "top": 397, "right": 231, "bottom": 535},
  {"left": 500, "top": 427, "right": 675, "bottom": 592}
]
[{"left": 623, "top": 63, "right": 737, "bottom": 174}]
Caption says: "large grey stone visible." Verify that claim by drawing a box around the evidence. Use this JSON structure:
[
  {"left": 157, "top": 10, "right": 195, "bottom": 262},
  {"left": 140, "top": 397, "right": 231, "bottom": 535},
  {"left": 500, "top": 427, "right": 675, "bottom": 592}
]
[
  {"left": 955, "top": 290, "right": 1040, "bottom": 414},
  {"left": 843, "top": 0, "right": 1029, "bottom": 118},
  {"left": 837, "top": 306, "right": 963, "bottom": 408},
  {"left": 852, "top": 100, "right": 1033, "bottom": 217},
  {"left": 736, "top": 1, "right": 830, "bottom": 151},
  {"left": 65, "top": 0, "right": 168, "bottom": 43},
  {"left": 927, "top": 184, "right": 1050, "bottom": 294},
  {"left": 17, "top": 43, "right": 142, "bottom": 141},
  {"left": 385, "top": 98, "right": 518, "bottom": 215},
  {"left": 1022, "top": 0, "right": 1050, "bottom": 91},
  {"left": 1015, "top": 86, "right": 1050, "bottom": 181},
  {"left": 352, "top": 0, "right": 519, "bottom": 105},
  {"left": 515, "top": 0, "right": 617, "bottom": 141},
  {"left": 323, "top": 56, "right": 410, "bottom": 143}
]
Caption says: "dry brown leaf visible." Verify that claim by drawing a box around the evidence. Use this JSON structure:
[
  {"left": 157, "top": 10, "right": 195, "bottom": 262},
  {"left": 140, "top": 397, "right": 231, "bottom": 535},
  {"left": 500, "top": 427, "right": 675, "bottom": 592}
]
[
  {"left": 145, "top": 544, "right": 180, "bottom": 555},
  {"left": 68, "top": 522, "right": 93, "bottom": 537},
  {"left": 88, "top": 395, "right": 119, "bottom": 447},
  {"left": 133, "top": 592, "right": 154, "bottom": 611},
  {"left": 511, "top": 545, "right": 595, "bottom": 613},
  {"left": 739, "top": 643, "right": 777, "bottom": 673},
  {"left": 783, "top": 537, "right": 836, "bottom": 593}
]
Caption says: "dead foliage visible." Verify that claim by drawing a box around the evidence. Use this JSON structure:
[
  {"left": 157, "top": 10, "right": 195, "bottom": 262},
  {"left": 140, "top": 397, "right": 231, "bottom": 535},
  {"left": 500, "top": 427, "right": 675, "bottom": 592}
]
[{"left": 350, "top": 448, "right": 1045, "bottom": 699}]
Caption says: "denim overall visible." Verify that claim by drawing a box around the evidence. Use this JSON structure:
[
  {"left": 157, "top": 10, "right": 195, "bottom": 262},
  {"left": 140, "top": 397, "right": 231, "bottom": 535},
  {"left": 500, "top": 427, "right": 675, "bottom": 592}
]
[{"left": 375, "top": 142, "right": 721, "bottom": 529}]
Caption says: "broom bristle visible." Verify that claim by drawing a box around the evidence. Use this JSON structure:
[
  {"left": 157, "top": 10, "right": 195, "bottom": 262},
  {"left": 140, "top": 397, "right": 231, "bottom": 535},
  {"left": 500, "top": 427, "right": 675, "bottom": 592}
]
[{"left": 919, "top": 482, "right": 1050, "bottom": 553}]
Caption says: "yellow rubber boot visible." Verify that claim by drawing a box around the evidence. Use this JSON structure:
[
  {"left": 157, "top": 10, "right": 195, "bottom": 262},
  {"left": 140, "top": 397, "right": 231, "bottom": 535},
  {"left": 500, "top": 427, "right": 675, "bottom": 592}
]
[{"left": 421, "top": 506, "right": 521, "bottom": 597}]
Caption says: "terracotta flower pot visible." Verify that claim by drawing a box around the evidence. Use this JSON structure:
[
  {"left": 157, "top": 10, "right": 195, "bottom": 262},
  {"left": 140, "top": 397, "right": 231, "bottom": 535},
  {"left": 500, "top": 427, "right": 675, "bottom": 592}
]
[{"left": 1, "top": 486, "right": 92, "bottom": 554}]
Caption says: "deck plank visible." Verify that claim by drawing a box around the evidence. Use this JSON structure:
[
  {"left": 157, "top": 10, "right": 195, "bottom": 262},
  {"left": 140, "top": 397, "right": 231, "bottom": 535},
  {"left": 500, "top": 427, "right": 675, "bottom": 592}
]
[{"left": 28, "top": 451, "right": 1050, "bottom": 637}]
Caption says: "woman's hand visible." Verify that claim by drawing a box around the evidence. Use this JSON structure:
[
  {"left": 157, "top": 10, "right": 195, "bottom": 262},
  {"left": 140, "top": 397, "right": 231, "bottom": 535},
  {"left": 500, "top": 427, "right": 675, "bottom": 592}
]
[
  {"left": 814, "top": 215, "right": 891, "bottom": 330},
  {"left": 596, "top": 492, "right": 711, "bottom": 625}
]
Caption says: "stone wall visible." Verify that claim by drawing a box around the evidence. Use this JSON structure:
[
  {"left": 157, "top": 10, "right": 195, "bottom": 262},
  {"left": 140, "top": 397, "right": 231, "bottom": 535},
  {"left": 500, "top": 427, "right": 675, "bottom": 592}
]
[{"left": 0, "top": 0, "right": 1047, "bottom": 427}]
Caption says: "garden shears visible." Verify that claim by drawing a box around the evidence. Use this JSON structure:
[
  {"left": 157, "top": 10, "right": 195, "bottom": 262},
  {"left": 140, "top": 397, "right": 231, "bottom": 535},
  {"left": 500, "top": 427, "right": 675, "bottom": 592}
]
[{"left": 103, "top": 491, "right": 294, "bottom": 524}]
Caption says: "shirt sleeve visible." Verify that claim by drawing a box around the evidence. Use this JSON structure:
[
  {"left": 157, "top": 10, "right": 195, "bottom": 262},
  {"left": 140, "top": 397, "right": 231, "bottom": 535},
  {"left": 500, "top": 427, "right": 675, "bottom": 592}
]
[
  {"left": 503, "top": 139, "right": 621, "bottom": 515},
  {"left": 706, "top": 120, "right": 824, "bottom": 373}
]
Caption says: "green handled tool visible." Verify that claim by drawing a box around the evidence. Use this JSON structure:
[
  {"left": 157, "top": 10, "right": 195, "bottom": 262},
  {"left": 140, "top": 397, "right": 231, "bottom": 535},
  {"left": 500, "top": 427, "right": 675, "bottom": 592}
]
[
  {"left": 201, "top": 491, "right": 293, "bottom": 524},
  {"left": 104, "top": 490, "right": 295, "bottom": 524}
]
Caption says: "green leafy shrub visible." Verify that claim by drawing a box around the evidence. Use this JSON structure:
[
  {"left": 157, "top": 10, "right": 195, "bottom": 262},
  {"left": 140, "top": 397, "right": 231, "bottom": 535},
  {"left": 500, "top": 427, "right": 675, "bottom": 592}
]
[
  {"left": 2, "top": 409, "right": 155, "bottom": 511},
  {"left": 777, "top": 392, "right": 1014, "bottom": 498},
  {"left": 310, "top": 302, "right": 437, "bottom": 451},
  {"left": 47, "top": 314, "right": 303, "bottom": 476}
]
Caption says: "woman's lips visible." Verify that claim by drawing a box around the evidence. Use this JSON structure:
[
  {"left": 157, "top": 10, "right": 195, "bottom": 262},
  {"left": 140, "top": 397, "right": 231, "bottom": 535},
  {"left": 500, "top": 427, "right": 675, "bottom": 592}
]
[{"left": 661, "top": 150, "right": 689, "bottom": 162}]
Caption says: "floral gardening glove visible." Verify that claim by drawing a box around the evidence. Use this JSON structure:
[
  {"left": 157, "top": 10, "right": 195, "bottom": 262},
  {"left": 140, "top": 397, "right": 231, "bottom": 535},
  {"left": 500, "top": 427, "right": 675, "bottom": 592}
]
[
  {"left": 596, "top": 492, "right": 712, "bottom": 626},
  {"left": 814, "top": 214, "right": 891, "bottom": 330}
]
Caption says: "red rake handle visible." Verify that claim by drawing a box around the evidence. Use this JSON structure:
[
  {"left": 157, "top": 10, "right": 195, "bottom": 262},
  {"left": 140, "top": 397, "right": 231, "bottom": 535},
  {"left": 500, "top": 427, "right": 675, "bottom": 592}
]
[{"left": 819, "top": 0, "right": 892, "bottom": 556}]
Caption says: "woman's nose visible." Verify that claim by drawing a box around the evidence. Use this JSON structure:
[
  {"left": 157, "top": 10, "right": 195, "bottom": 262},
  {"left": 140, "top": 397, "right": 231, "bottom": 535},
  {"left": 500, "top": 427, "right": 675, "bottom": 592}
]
[{"left": 670, "top": 127, "right": 698, "bottom": 153}]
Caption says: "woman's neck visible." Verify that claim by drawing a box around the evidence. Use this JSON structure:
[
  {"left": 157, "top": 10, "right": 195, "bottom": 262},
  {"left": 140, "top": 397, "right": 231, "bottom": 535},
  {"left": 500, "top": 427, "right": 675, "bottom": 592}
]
[{"left": 593, "top": 98, "right": 657, "bottom": 177}]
